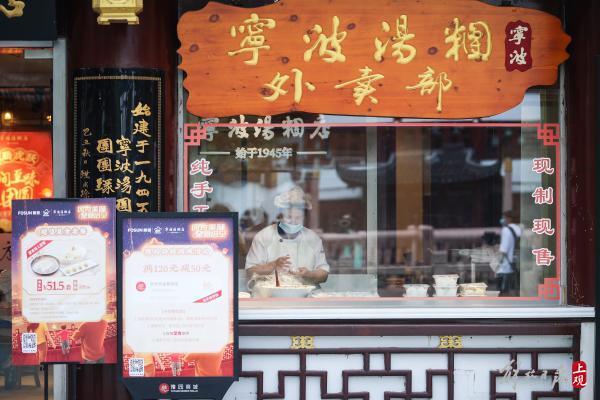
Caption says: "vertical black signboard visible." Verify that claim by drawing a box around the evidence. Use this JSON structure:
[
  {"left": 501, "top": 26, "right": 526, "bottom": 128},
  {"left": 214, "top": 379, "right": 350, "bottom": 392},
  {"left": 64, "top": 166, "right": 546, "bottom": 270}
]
[{"left": 73, "top": 68, "right": 162, "bottom": 211}]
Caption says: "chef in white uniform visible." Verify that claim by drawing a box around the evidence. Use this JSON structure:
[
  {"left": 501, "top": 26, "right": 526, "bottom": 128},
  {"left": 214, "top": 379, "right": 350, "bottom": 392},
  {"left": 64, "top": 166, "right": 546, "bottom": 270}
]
[{"left": 245, "top": 187, "right": 329, "bottom": 285}]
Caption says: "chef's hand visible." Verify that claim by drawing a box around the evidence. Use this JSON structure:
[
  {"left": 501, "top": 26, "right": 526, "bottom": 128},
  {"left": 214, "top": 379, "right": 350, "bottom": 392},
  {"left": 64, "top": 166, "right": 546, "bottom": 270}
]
[
  {"left": 292, "top": 267, "right": 310, "bottom": 277},
  {"left": 291, "top": 267, "right": 329, "bottom": 284},
  {"left": 247, "top": 256, "right": 291, "bottom": 276},
  {"left": 271, "top": 256, "right": 291, "bottom": 271}
]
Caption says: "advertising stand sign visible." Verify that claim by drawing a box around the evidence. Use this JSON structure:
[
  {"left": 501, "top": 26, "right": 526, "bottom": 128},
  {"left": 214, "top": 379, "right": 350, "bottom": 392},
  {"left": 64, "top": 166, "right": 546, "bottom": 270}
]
[
  {"left": 118, "top": 212, "right": 239, "bottom": 400},
  {"left": 11, "top": 198, "right": 117, "bottom": 365}
]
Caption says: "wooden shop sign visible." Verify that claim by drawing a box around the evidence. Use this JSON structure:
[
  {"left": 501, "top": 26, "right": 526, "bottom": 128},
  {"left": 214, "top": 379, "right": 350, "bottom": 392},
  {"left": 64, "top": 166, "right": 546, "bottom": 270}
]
[{"left": 178, "top": 0, "right": 570, "bottom": 119}]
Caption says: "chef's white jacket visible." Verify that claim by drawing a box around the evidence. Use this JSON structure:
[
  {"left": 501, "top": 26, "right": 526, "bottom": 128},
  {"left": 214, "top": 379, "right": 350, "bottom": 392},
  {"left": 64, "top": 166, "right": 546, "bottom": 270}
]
[{"left": 245, "top": 224, "right": 330, "bottom": 272}]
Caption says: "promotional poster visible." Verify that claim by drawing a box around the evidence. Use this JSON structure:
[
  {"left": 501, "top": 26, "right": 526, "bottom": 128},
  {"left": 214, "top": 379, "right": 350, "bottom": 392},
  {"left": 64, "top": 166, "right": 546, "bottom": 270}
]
[
  {"left": 11, "top": 198, "right": 116, "bottom": 365},
  {"left": 119, "top": 213, "right": 238, "bottom": 400},
  {"left": 0, "top": 131, "right": 54, "bottom": 232}
]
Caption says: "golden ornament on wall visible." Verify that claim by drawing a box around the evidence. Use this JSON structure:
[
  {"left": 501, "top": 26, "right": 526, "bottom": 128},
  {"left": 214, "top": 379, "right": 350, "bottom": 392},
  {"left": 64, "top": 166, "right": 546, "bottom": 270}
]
[
  {"left": 438, "top": 335, "right": 463, "bottom": 349},
  {"left": 92, "top": 0, "right": 143, "bottom": 25},
  {"left": 0, "top": 0, "right": 25, "bottom": 18},
  {"left": 290, "top": 336, "right": 315, "bottom": 350}
]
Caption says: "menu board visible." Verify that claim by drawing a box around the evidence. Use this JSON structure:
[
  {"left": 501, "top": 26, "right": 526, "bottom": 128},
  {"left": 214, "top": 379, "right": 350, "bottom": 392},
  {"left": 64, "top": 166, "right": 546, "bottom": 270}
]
[
  {"left": 119, "top": 213, "right": 238, "bottom": 400},
  {"left": 11, "top": 198, "right": 116, "bottom": 365}
]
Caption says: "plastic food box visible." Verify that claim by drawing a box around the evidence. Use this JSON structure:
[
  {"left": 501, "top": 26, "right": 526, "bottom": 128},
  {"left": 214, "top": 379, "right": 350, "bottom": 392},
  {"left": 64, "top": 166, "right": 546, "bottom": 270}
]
[
  {"left": 433, "top": 285, "right": 458, "bottom": 297},
  {"left": 433, "top": 274, "right": 459, "bottom": 286},
  {"left": 403, "top": 284, "right": 430, "bottom": 297},
  {"left": 458, "top": 283, "right": 488, "bottom": 296}
]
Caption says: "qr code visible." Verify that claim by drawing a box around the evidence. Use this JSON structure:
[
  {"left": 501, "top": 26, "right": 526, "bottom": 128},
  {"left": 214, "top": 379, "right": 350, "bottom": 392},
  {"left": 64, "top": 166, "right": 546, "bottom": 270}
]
[
  {"left": 128, "top": 358, "right": 145, "bottom": 377},
  {"left": 21, "top": 333, "right": 37, "bottom": 354}
]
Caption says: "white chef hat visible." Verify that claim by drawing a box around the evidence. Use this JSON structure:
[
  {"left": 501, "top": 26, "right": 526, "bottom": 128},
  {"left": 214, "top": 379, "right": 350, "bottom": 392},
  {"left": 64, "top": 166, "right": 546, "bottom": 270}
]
[{"left": 274, "top": 186, "right": 312, "bottom": 210}]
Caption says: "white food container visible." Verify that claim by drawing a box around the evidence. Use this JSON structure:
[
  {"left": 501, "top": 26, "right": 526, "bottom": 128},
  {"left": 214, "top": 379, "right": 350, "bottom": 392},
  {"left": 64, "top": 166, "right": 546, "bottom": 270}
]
[
  {"left": 458, "top": 282, "right": 488, "bottom": 296},
  {"left": 433, "top": 274, "right": 459, "bottom": 286},
  {"left": 433, "top": 285, "right": 458, "bottom": 297},
  {"left": 403, "top": 284, "right": 430, "bottom": 297}
]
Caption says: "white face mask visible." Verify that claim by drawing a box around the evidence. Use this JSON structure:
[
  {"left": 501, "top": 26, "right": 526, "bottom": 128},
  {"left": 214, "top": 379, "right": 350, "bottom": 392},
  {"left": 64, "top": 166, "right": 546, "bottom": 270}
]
[{"left": 279, "top": 222, "right": 303, "bottom": 235}]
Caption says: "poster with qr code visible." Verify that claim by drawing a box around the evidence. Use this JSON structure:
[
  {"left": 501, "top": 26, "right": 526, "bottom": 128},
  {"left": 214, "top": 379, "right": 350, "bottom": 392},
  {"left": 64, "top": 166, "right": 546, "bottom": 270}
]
[
  {"left": 21, "top": 333, "right": 37, "bottom": 354},
  {"left": 128, "top": 357, "right": 145, "bottom": 376},
  {"left": 11, "top": 198, "right": 116, "bottom": 365},
  {"left": 118, "top": 212, "right": 238, "bottom": 400}
]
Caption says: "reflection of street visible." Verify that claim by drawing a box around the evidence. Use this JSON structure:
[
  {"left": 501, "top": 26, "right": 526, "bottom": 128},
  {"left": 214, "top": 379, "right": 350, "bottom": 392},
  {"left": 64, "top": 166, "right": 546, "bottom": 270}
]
[
  {"left": 123, "top": 343, "right": 234, "bottom": 378},
  {"left": 0, "top": 368, "right": 52, "bottom": 399},
  {"left": 10, "top": 317, "right": 117, "bottom": 365},
  {"left": 0, "top": 317, "right": 52, "bottom": 397}
]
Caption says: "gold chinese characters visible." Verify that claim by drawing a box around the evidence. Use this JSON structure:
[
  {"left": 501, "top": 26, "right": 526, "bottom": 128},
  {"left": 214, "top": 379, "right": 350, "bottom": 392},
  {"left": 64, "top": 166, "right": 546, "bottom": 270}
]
[
  {"left": 262, "top": 68, "right": 316, "bottom": 103},
  {"left": 444, "top": 17, "right": 492, "bottom": 62},
  {"left": 228, "top": 13, "right": 276, "bottom": 66},
  {"left": 79, "top": 100, "right": 155, "bottom": 213},
  {"left": 406, "top": 66, "right": 453, "bottom": 113},
  {"left": 335, "top": 66, "right": 384, "bottom": 106},
  {"left": 223, "top": 11, "right": 497, "bottom": 113},
  {"left": 303, "top": 16, "right": 347, "bottom": 63},
  {"left": 374, "top": 15, "right": 416, "bottom": 64}
]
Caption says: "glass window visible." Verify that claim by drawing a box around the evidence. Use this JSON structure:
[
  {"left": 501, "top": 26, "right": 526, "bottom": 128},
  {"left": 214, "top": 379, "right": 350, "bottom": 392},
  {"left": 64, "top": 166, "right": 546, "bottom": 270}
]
[
  {"left": 183, "top": 83, "right": 561, "bottom": 307},
  {"left": 0, "top": 49, "right": 54, "bottom": 397},
  {"left": 180, "top": 0, "right": 563, "bottom": 309}
]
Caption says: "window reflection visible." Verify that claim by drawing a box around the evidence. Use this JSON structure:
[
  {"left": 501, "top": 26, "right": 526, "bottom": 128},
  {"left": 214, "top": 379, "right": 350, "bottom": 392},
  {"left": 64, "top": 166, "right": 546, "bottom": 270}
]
[
  {"left": 185, "top": 88, "right": 559, "bottom": 304},
  {"left": 0, "top": 50, "right": 53, "bottom": 398}
]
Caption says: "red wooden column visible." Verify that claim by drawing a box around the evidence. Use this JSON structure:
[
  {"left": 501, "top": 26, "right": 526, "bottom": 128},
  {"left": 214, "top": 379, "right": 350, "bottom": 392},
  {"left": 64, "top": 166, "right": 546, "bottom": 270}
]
[
  {"left": 565, "top": 0, "right": 600, "bottom": 306},
  {"left": 66, "top": 1, "right": 177, "bottom": 399},
  {"left": 67, "top": 0, "right": 178, "bottom": 212}
]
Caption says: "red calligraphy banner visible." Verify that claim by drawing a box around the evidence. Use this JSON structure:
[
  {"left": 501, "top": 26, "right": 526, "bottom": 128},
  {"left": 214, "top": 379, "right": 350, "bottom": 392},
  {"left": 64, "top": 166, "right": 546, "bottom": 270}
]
[
  {"left": 0, "top": 131, "right": 53, "bottom": 232},
  {"left": 505, "top": 21, "right": 533, "bottom": 72}
]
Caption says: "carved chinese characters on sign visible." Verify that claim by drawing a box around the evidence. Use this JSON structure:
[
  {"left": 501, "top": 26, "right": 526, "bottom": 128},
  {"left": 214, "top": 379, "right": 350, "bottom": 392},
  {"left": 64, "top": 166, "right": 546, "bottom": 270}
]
[
  {"left": 444, "top": 17, "right": 492, "bottom": 62},
  {"left": 228, "top": 13, "right": 276, "bottom": 65},
  {"left": 406, "top": 66, "right": 452, "bottom": 112},
  {"left": 303, "top": 16, "right": 347, "bottom": 64},
  {"left": 178, "top": 0, "right": 569, "bottom": 118},
  {"left": 263, "top": 69, "right": 316, "bottom": 103},
  {"left": 335, "top": 66, "right": 384, "bottom": 106},
  {"left": 74, "top": 70, "right": 162, "bottom": 212},
  {"left": 374, "top": 15, "right": 416, "bottom": 64}
]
